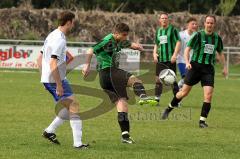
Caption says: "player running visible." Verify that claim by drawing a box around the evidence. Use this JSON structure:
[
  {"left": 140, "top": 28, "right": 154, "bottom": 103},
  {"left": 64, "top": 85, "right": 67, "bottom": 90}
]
[{"left": 162, "top": 15, "right": 228, "bottom": 128}]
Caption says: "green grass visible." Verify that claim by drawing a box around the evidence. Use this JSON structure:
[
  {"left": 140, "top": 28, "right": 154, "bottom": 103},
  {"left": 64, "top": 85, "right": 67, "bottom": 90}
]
[{"left": 0, "top": 69, "right": 240, "bottom": 159}]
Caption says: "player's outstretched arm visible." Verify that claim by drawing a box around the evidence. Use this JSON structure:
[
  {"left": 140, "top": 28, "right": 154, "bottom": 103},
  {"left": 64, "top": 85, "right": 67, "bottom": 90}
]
[
  {"left": 184, "top": 46, "right": 192, "bottom": 70},
  {"left": 130, "top": 42, "right": 144, "bottom": 51},
  {"left": 218, "top": 52, "right": 228, "bottom": 77},
  {"left": 82, "top": 48, "right": 93, "bottom": 78}
]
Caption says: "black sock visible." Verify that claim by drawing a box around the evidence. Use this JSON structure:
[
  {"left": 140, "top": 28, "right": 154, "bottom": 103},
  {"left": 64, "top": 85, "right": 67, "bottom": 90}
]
[
  {"left": 170, "top": 95, "right": 182, "bottom": 107},
  {"left": 200, "top": 102, "right": 211, "bottom": 121},
  {"left": 133, "top": 82, "right": 146, "bottom": 98},
  {"left": 172, "top": 81, "right": 179, "bottom": 95},
  {"left": 166, "top": 106, "right": 174, "bottom": 112},
  {"left": 118, "top": 112, "right": 130, "bottom": 138},
  {"left": 155, "top": 82, "right": 162, "bottom": 99}
]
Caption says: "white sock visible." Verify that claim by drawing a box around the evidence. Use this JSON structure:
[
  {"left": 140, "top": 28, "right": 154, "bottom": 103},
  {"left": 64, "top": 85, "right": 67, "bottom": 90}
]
[
  {"left": 200, "top": 116, "right": 207, "bottom": 121},
  {"left": 155, "top": 96, "right": 160, "bottom": 100},
  {"left": 45, "top": 116, "right": 65, "bottom": 133},
  {"left": 70, "top": 119, "right": 83, "bottom": 147}
]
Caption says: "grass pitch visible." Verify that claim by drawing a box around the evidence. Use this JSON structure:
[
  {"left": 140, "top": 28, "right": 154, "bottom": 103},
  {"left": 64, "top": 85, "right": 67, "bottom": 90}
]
[{"left": 0, "top": 66, "right": 240, "bottom": 159}]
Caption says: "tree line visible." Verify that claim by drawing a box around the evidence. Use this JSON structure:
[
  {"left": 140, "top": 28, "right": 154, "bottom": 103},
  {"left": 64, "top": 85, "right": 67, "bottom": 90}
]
[{"left": 0, "top": 0, "right": 239, "bottom": 15}]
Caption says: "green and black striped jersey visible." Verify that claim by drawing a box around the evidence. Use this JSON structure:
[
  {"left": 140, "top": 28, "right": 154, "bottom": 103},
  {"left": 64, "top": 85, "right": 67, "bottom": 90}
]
[
  {"left": 92, "top": 33, "right": 131, "bottom": 70},
  {"left": 187, "top": 30, "right": 223, "bottom": 65},
  {"left": 155, "top": 24, "right": 181, "bottom": 62}
]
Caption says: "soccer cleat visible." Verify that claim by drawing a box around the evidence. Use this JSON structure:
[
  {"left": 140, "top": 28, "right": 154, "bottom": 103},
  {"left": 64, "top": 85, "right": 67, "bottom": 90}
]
[
  {"left": 122, "top": 136, "right": 135, "bottom": 144},
  {"left": 121, "top": 132, "right": 135, "bottom": 144},
  {"left": 154, "top": 98, "right": 160, "bottom": 106},
  {"left": 75, "top": 144, "right": 89, "bottom": 150},
  {"left": 199, "top": 121, "right": 208, "bottom": 128},
  {"left": 161, "top": 108, "right": 171, "bottom": 120},
  {"left": 138, "top": 97, "right": 158, "bottom": 106},
  {"left": 155, "top": 102, "right": 160, "bottom": 107},
  {"left": 42, "top": 131, "right": 60, "bottom": 145},
  {"left": 161, "top": 103, "right": 178, "bottom": 120}
]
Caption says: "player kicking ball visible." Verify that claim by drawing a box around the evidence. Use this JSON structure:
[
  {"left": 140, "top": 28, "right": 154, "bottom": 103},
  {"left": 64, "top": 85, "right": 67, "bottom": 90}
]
[
  {"left": 82, "top": 23, "right": 157, "bottom": 144},
  {"left": 37, "top": 11, "right": 88, "bottom": 149},
  {"left": 162, "top": 15, "right": 227, "bottom": 128}
]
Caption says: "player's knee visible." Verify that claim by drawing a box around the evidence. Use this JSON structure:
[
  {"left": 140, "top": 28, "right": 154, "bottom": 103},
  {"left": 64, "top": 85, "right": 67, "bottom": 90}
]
[
  {"left": 135, "top": 79, "right": 142, "bottom": 84},
  {"left": 132, "top": 76, "right": 142, "bottom": 84},
  {"left": 128, "top": 76, "right": 142, "bottom": 85},
  {"left": 69, "top": 100, "right": 80, "bottom": 114},
  {"left": 116, "top": 99, "right": 128, "bottom": 112}
]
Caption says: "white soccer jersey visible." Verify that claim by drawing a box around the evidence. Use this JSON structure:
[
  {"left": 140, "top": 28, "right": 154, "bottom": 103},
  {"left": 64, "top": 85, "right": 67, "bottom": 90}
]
[
  {"left": 41, "top": 29, "right": 67, "bottom": 83},
  {"left": 177, "top": 30, "right": 194, "bottom": 64}
]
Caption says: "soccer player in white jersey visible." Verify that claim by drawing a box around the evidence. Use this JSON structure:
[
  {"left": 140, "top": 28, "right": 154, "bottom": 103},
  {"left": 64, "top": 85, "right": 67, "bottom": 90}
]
[
  {"left": 38, "top": 11, "right": 88, "bottom": 149},
  {"left": 177, "top": 17, "right": 198, "bottom": 88}
]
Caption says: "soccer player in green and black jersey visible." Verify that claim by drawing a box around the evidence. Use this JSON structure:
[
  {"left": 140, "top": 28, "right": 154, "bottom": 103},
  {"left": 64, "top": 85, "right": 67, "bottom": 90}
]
[
  {"left": 162, "top": 15, "right": 228, "bottom": 128},
  {"left": 82, "top": 23, "right": 157, "bottom": 144},
  {"left": 153, "top": 13, "right": 181, "bottom": 105}
]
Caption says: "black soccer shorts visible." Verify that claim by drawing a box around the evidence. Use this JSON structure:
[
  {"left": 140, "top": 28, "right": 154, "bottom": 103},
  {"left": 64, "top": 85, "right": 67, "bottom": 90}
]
[
  {"left": 99, "top": 67, "right": 132, "bottom": 103},
  {"left": 155, "top": 61, "right": 177, "bottom": 76},
  {"left": 184, "top": 61, "right": 215, "bottom": 87}
]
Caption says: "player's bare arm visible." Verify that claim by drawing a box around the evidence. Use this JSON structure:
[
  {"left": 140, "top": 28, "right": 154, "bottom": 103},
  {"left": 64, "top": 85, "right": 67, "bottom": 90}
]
[
  {"left": 153, "top": 44, "right": 158, "bottom": 64},
  {"left": 82, "top": 48, "right": 93, "bottom": 77},
  {"left": 130, "top": 42, "right": 144, "bottom": 51},
  {"left": 218, "top": 52, "right": 228, "bottom": 77},
  {"left": 66, "top": 51, "right": 74, "bottom": 64},
  {"left": 50, "top": 57, "right": 63, "bottom": 96},
  {"left": 184, "top": 46, "right": 192, "bottom": 70},
  {"left": 36, "top": 52, "right": 42, "bottom": 73},
  {"left": 171, "top": 41, "right": 181, "bottom": 63}
]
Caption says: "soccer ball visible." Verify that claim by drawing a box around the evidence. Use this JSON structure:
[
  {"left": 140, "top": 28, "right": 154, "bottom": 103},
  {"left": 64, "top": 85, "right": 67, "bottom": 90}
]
[{"left": 159, "top": 69, "right": 176, "bottom": 85}]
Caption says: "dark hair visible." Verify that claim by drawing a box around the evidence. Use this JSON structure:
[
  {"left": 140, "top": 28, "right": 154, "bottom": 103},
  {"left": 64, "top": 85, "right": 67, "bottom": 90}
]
[
  {"left": 205, "top": 15, "right": 216, "bottom": 23},
  {"left": 114, "top": 23, "right": 130, "bottom": 33},
  {"left": 186, "top": 17, "right": 197, "bottom": 23},
  {"left": 58, "top": 11, "right": 75, "bottom": 26}
]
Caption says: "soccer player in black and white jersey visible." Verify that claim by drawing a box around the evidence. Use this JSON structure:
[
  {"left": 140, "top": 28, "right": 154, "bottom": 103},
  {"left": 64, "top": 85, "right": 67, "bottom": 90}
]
[
  {"left": 162, "top": 15, "right": 228, "bottom": 128},
  {"left": 37, "top": 11, "right": 88, "bottom": 149}
]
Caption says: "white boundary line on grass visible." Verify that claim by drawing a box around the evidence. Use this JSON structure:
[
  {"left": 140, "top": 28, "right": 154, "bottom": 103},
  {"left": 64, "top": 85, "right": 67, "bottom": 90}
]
[
  {"left": 0, "top": 70, "right": 38, "bottom": 73},
  {"left": 0, "top": 70, "right": 239, "bottom": 81}
]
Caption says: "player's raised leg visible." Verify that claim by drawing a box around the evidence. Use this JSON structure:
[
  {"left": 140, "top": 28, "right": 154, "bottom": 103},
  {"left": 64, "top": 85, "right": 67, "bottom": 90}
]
[{"left": 127, "top": 75, "right": 158, "bottom": 106}]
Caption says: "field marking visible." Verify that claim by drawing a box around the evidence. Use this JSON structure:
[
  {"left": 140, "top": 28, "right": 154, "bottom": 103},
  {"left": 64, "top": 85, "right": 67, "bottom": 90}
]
[
  {"left": 0, "top": 70, "right": 38, "bottom": 74},
  {"left": 0, "top": 70, "right": 239, "bottom": 80}
]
